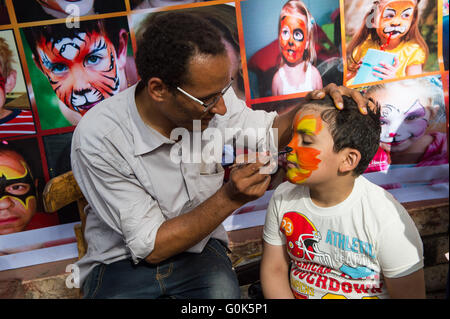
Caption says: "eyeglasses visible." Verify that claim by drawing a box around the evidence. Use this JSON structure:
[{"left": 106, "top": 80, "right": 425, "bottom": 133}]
[{"left": 176, "top": 79, "right": 233, "bottom": 113}]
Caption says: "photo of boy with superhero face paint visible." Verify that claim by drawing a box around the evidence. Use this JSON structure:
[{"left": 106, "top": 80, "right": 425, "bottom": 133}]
[
  {"left": 22, "top": 17, "right": 138, "bottom": 129},
  {"left": 0, "top": 141, "right": 58, "bottom": 236}
]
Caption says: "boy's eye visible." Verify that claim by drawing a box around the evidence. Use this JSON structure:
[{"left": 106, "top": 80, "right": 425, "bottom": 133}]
[
  {"left": 50, "top": 63, "right": 68, "bottom": 74},
  {"left": 85, "top": 55, "right": 102, "bottom": 65},
  {"left": 5, "top": 183, "right": 31, "bottom": 196}
]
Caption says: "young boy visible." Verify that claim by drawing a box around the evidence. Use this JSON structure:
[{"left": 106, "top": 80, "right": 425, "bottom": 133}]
[
  {"left": 0, "top": 36, "right": 36, "bottom": 138},
  {"left": 261, "top": 95, "right": 425, "bottom": 299}
]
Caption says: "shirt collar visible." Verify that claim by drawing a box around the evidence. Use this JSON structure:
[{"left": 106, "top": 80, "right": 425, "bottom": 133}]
[{"left": 129, "top": 82, "right": 175, "bottom": 156}]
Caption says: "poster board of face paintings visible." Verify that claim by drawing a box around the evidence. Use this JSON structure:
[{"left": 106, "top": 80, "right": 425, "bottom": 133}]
[{"left": 0, "top": 0, "right": 448, "bottom": 271}]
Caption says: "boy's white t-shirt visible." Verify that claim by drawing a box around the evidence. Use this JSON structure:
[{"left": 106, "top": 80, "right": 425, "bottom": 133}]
[{"left": 263, "top": 176, "right": 424, "bottom": 299}]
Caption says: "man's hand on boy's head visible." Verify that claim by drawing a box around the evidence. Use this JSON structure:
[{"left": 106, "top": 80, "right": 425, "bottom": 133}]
[{"left": 307, "top": 83, "right": 376, "bottom": 115}]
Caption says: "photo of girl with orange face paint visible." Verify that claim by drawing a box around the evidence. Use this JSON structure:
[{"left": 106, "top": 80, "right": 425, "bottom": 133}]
[
  {"left": 345, "top": 0, "right": 439, "bottom": 85},
  {"left": 272, "top": 0, "right": 323, "bottom": 96},
  {"left": 22, "top": 17, "right": 138, "bottom": 129},
  {"left": 242, "top": 0, "right": 341, "bottom": 99}
]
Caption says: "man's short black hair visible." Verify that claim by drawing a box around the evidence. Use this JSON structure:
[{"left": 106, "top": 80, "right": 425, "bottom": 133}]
[
  {"left": 304, "top": 95, "right": 381, "bottom": 176},
  {"left": 135, "top": 11, "right": 226, "bottom": 89}
]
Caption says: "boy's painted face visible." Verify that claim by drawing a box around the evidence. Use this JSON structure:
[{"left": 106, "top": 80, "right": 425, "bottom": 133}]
[
  {"left": 0, "top": 151, "right": 37, "bottom": 235},
  {"left": 37, "top": 0, "right": 95, "bottom": 16},
  {"left": 286, "top": 111, "right": 326, "bottom": 184},
  {"left": 368, "top": 90, "right": 431, "bottom": 153},
  {"left": 376, "top": 0, "right": 416, "bottom": 42},
  {"left": 279, "top": 14, "right": 308, "bottom": 65},
  {"left": 35, "top": 31, "right": 120, "bottom": 114}
]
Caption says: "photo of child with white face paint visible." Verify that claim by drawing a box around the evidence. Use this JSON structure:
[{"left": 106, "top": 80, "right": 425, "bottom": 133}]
[
  {"left": 271, "top": 0, "right": 323, "bottom": 96},
  {"left": 365, "top": 76, "right": 446, "bottom": 170}
]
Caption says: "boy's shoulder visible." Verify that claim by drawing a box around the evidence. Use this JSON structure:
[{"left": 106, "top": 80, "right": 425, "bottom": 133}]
[{"left": 357, "top": 176, "right": 408, "bottom": 218}]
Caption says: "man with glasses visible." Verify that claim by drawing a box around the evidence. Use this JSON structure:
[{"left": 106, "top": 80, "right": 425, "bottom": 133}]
[{"left": 71, "top": 11, "right": 369, "bottom": 299}]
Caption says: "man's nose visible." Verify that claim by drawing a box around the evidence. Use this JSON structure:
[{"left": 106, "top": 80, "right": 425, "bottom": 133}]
[{"left": 208, "top": 96, "right": 227, "bottom": 116}]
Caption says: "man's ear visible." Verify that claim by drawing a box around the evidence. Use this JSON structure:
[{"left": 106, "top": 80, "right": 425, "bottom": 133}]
[
  {"left": 5, "top": 70, "right": 17, "bottom": 94},
  {"left": 115, "top": 29, "right": 129, "bottom": 70},
  {"left": 339, "top": 148, "right": 361, "bottom": 174},
  {"left": 147, "top": 77, "right": 169, "bottom": 102}
]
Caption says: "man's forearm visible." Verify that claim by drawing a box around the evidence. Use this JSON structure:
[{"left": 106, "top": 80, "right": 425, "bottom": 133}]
[{"left": 145, "top": 186, "right": 242, "bottom": 264}]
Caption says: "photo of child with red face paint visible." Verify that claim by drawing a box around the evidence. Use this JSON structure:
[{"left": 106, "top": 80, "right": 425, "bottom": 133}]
[
  {"left": 345, "top": 0, "right": 434, "bottom": 85},
  {"left": 21, "top": 17, "right": 138, "bottom": 129},
  {"left": 271, "top": 0, "right": 323, "bottom": 96},
  {"left": 0, "top": 32, "right": 36, "bottom": 139}
]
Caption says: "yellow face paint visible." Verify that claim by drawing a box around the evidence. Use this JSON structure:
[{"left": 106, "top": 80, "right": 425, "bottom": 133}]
[
  {"left": 0, "top": 160, "right": 28, "bottom": 179},
  {"left": 1, "top": 157, "right": 36, "bottom": 210}
]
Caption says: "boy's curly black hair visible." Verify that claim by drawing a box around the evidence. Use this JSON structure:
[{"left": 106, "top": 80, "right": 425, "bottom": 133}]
[
  {"left": 304, "top": 95, "right": 381, "bottom": 176},
  {"left": 135, "top": 11, "right": 226, "bottom": 90}
]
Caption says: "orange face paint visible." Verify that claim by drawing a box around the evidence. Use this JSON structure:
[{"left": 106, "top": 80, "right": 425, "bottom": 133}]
[
  {"left": 279, "top": 15, "right": 308, "bottom": 65},
  {"left": 376, "top": 0, "right": 416, "bottom": 42},
  {"left": 286, "top": 114, "right": 322, "bottom": 184}
]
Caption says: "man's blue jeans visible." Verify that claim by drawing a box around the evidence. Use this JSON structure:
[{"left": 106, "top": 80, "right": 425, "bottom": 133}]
[{"left": 82, "top": 238, "right": 241, "bottom": 299}]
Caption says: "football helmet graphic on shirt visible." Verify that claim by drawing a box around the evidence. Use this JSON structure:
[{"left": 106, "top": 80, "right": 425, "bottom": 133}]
[{"left": 280, "top": 211, "right": 333, "bottom": 268}]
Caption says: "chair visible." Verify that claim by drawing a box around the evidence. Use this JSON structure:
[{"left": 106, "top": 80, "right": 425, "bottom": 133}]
[{"left": 42, "top": 171, "right": 88, "bottom": 259}]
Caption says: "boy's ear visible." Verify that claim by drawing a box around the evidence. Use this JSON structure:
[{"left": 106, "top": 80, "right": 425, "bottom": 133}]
[
  {"left": 339, "top": 148, "right": 361, "bottom": 174},
  {"left": 115, "top": 29, "right": 128, "bottom": 69},
  {"left": 146, "top": 77, "right": 169, "bottom": 102}
]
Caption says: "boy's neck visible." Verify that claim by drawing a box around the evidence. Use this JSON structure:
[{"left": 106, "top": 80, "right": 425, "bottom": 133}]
[{"left": 308, "top": 176, "right": 356, "bottom": 208}]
